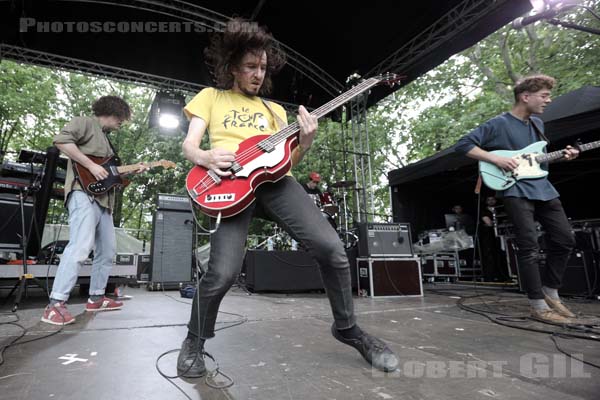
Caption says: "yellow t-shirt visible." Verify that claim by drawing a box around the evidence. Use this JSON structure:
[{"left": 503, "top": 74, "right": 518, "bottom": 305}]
[{"left": 184, "top": 88, "right": 288, "bottom": 152}]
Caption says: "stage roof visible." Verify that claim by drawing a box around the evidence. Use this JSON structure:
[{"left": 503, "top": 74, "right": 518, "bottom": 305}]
[{"left": 0, "top": 0, "right": 531, "bottom": 109}]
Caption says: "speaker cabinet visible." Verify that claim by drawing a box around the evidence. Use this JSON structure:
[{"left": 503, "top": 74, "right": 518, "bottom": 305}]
[
  {"left": 150, "top": 197, "right": 194, "bottom": 289},
  {"left": 556, "top": 250, "right": 595, "bottom": 297},
  {"left": 243, "top": 250, "right": 323, "bottom": 292},
  {"left": 357, "top": 222, "right": 413, "bottom": 257},
  {"left": 357, "top": 257, "right": 422, "bottom": 298},
  {"left": 137, "top": 254, "right": 151, "bottom": 281},
  {"left": 0, "top": 193, "right": 34, "bottom": 251}
]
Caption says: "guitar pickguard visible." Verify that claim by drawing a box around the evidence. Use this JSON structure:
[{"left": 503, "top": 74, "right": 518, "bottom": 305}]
[
  {"left": 234, "top": 141, "right": 286, "bottom": 178},
  {"left": 512, "top": 152, "right": 545, "bottom": 179}
]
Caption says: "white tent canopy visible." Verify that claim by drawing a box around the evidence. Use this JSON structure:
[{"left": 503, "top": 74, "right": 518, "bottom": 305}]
[{"left": 42, "top": 224, "right": 147, "bottom": 254}]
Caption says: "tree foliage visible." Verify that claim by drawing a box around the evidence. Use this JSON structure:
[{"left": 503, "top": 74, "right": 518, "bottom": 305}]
[{"left": 1, "top": 2, "right": 598, "bottom": 236}]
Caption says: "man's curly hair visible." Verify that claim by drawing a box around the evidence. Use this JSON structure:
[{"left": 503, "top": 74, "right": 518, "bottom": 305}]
[
  {"left": 513, "top": 74, "right": 555, "bottom": 102},
  {"left": 204, "top": 18, "right": 286, "bottom": 96},
  {"left": 92, "top": 96, "right": 131, "bottom": 121}
]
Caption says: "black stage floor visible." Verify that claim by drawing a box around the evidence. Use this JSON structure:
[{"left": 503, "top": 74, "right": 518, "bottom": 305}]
[{"left": 1, "top": 283, "right": 599, "bottom": 400}]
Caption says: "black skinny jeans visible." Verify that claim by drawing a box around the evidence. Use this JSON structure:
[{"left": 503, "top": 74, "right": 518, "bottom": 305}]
[
  {"left": 503, "top": 197, "right": 575, "bottom": 299},
  {"left": 188, "top": 177, "right": 356, "bottom": 339}
]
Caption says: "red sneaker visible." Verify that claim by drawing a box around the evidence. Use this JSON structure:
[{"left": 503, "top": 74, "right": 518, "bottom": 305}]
[
  {"left": 41, "top": 302, "right": 75, "bottom": 325},
  {"left": 85, "top": 297, "right": 123, "bottom": 312}
]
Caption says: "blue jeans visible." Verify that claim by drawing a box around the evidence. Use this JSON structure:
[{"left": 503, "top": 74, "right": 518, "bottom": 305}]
[
  {"left": 50, "top": 190, "right": 116, "bottom": 301},
  {"left": 503, "top": 197, "right": 575, "bottom": 299},
  {"left": 188, "top": 177, "right": 356, "bottom": 339}
]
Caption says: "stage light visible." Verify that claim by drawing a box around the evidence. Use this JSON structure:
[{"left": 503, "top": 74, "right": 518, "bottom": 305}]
[
  {"left": 158, "top": 113, "right": 180, "bottom": 129},
  {"left": 149, "top": 91, "right": 187, "bottom": 134},
  {"left": 529, "top": 0, "right": 546, "bottom": 13},
  {"left": 529, "top": 0, "right": 581, "bottom": 12}
]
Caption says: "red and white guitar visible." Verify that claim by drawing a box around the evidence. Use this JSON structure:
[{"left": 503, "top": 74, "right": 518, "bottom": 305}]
[{"left": 186, "top": 73, "right": 401, "bottom": 217}]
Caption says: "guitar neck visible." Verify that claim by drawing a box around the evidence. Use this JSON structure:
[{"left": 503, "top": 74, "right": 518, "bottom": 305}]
[
  {"left": 264, "top": 77, "right": 382, "bottom": 146},
  {"left": 116, "top": 161, "right": 162, "bottom": 174},
  {"left": 536, "top": 140, "right": 600, "bottom": 163}
]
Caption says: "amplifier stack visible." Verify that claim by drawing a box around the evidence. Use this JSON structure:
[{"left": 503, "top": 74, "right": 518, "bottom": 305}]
[{"left": 356, "top": 222, "right": 421, "bottom": 298}]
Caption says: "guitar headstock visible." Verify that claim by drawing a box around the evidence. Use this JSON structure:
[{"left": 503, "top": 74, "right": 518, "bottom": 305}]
[{"left": 375, "top": 73, "right": 404, "bottom": 88}]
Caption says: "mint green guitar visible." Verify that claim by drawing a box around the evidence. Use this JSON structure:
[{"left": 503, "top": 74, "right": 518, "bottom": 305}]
[{"left": 479, "top": 140, "right": 600, "bottom": 191}]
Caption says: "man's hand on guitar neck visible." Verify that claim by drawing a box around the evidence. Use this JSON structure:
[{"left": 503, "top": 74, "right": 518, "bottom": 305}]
[
  {"left": 297, "top": 105, "right": 317, "bottom": 150},
  {"left": 562, "top": 145, "right": 579, "bottom": 161}
]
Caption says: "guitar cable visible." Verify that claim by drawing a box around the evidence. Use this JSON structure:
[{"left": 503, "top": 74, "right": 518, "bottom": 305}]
[
  {"left": 187, "top": 198, "right": 222, "bottom": 234},
  {"left": 155, "top": 201, "right": 246, "bottom": 396}
]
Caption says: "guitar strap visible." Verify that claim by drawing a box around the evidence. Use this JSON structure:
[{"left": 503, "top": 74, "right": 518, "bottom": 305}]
[
  {"left": 529, "top": 117, "right": 550, "bottom": 143},
  {"left": 261, "top": 98, "right": 288, "bottom": 130},
  {"left": 105, "top": 133, "right": 122, "bottom": 166}
]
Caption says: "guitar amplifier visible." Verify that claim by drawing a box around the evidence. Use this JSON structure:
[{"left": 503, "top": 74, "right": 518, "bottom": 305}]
[
  {"left": 357, "top": 222, "right": 413, "bottom": 257},
  {"left": 157, "top": 193, "right": 190, "bottom": 211}
]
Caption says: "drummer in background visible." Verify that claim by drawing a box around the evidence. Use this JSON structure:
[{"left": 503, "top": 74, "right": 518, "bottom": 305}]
[{"left": 302, "top": 171, "right": 323, "bottom": 199}]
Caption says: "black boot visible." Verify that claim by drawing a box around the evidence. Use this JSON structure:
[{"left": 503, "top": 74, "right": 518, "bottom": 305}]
[
  {"left": 331, "top": 323, "right": 399, "bottom": 372},
  {"left": 177, "top": 337, "right": 207, "bottom": 378}
]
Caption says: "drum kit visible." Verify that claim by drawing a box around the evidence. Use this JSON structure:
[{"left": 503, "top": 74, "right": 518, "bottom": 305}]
[
  {"left": 256, "top": 179, "right": 360, "bottom": 251},
  {"left": 311, "top": 179, "right": 359, "bottom": 249}
]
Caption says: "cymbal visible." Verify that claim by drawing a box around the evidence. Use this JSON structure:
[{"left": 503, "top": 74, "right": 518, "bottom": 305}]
[{"left": 330, "top": 180, "right": 356, "bottom": 188}]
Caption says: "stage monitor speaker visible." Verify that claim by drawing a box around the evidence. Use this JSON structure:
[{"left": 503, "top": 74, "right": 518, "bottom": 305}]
[
  {"left": 357, "top": 222, "right": 412, "bottom": 257},
  {"left": 357, "top": 257, "right": 422, "bottom": 297},
  {"left": 150, "top": 196, "right": 194, "bottom": 289},
  {"left": 243, "top": 250, "right": 324, "bottom": 292},
  {"left": 0, "top": 193, "right": 34, "bottom": 251}
]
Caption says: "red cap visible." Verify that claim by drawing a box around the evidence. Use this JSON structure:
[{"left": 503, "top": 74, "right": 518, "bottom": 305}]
[{"left": 309, "top": 171, "right": 321, "bottom": 182}]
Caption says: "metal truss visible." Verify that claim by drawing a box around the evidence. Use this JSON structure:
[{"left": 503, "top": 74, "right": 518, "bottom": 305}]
[
  {"left": 0, "top": 43, "right": 205, "bottom": 92},
  {"left": 0, "top": 44, "right": 303, "bottom": 112},
  {"left": 368, "top": 0, "right": 513, "bottom": 77},
  {"left": 54, "top": 0, "right": 344, "bottom": 97},
  {"left": 348, "top": 93, "right": 376, "bottom": 224}
]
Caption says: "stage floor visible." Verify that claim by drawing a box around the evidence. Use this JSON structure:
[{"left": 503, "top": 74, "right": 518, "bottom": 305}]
[{"left": 1, "top": 283, "right": 599, "bottom": 400}]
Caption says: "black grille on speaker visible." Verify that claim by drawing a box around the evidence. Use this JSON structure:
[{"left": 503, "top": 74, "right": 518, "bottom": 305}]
[
  {"left": 0, "top": 193, "right": 34, "bottom": 251},
  {"left": 149, "top": 194, "right": 194, "bottom": 289}
]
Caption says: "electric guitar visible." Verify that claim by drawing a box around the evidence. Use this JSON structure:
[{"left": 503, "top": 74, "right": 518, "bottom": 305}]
[
  {"left": 74, "top": 155, "right": 176, "bottom": 195},
  {"left": 479, "top": 140, "right": 600, "bottom": 191},
  {"left": 186, "top": 73, "right": 402, "bottom": 217}
]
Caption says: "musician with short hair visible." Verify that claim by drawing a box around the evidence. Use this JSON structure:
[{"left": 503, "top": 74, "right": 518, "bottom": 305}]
[
  {"left": 455, "top": 74, "right": 579, "bottom": 323},
  {"left": 178, "top": 18, "right": 398, "bottom": 378},
  {"left": 41, "top": 96, "right": 147, "bottom": 325},
  {"left": 302, "top": 171, "right": 323, "bottom": 195}
]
